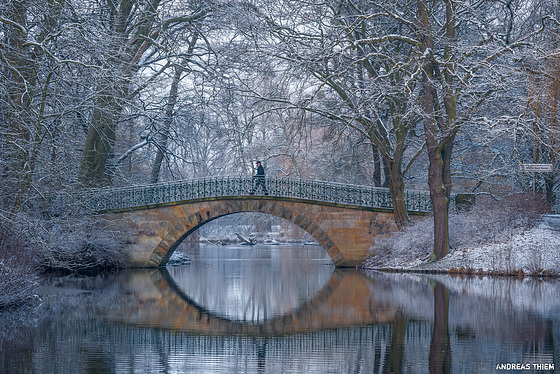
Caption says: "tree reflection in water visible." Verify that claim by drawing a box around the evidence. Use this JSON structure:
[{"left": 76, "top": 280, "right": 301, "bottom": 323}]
[
  {"left": 1, "top": 244, "right": 558, "bottom": 373},
  {"left": 429, "top": 282, "right": 452, "bottom": 374}
]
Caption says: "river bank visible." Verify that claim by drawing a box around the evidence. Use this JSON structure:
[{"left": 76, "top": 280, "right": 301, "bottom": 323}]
[
  {"left": 360, "top": 220, "right": 560, "bottom": 277},
  {"left": 359, "top": 194, "right": 560, "bottom": 277}
]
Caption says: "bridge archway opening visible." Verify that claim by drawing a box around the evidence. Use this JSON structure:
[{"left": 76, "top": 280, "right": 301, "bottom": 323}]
[
  {"left": 161, "top": 210, "right": 332, "bottom": 266},
  {"left": 196, "top": 212, "right": 318, "bottom": 246},
  {"left": 164, "top": 243, "right": 334, "bottom": 322}
]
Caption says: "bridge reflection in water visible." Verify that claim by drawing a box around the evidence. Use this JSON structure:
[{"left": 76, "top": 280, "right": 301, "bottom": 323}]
[
  {"left": 97, "top": 268, "right": 557, "bottom": 374},
  {"left": 103, "top": 267, "right": 415, "bottom": 373},
  {"left": 5, "top": 260, "right": 557, "bottom": 374},
  {"left": 106, "top": 268, "right": 398, "bottom": 335}
]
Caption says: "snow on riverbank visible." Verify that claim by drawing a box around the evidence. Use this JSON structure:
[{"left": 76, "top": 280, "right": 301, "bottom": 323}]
[
  {"left": 415, "top": 223, "right": 560, "bottom": 274},
  {"left": 362, "top": 219, "right": 560, "bottom": 276}
]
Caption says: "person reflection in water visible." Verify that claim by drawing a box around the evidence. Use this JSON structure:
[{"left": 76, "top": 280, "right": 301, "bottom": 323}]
[
  {"left": 254, "top": 337, "right": 267, "bottom": 374},
  {"left": 251, "top": 161, "right": 268, "bottom": 195}
]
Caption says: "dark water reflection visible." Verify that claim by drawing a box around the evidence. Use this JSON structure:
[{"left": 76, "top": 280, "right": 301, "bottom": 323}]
[{"left": 1, "top": 244, "right": 559, "bottom": 373}]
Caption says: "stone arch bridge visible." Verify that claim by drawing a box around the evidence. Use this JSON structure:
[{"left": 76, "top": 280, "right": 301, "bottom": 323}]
[{"left": 55, "top": 176, "right": 431, "bottom": 267}]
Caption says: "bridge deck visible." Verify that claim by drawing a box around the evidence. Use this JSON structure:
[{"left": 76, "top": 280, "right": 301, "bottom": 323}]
[{"left": 51, "top": 176, "right": 433, "bottom": 214}]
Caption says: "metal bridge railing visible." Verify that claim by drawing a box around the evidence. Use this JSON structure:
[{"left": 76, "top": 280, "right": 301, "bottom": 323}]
[{"left": 47, "top": 176, "right": 433, "bottom": 215}]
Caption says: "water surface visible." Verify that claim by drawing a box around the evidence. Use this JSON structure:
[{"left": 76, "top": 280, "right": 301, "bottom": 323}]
[{"left": 1, "top": 243, "right": 558, "bottom": 373}]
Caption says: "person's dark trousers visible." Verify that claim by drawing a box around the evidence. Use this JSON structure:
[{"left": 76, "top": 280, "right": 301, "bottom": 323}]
[{"left": 252, "top": 176, "right": 268, "bottom": 195}]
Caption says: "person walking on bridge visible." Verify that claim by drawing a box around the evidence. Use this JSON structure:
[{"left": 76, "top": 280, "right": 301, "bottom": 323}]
[{"left": 251, "top": 161, "right": 268, "bottom": 195}]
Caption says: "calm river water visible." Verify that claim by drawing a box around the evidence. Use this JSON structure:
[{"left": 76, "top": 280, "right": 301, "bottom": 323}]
[{"left": 1, "top": 243, "right": 559, "bottom": 373}]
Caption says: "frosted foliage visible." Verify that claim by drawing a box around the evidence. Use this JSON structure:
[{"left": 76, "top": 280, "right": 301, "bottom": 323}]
[
  {"left": 32, "top": 217, "right": 128, "bottom": 272},
  {"left": 0, "top": 225, "right": 39, "bottom": 308},
  {"left": 368, "top": 217, "right": 434, "bottom": 267},
  {"left": 0, "top": 260, "right": 39, "bottom": 308},
  {"left": 364, "top": 194, "right": 556, "bottom": 274},
  {"left": 449, "top": 195, "right": 544, "bottom": 247}
]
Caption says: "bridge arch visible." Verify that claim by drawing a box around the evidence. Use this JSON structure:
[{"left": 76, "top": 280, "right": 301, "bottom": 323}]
[
  {"left": 153, "top": 200, "right": 339, "bottom": 267},
  {"left": 109, "top": 197, "right": 399, "bottom": 268}
]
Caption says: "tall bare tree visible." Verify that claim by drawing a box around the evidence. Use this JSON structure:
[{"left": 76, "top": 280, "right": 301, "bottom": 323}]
[
  {"left": 415, "top": 0, "right": 545, "bottom": 259},
  {"left": 240, "top": 0, "right": 425, "bottom": 227},
  {"left": 78, "top": 0, "right": 213, "bottom": 187},
  {"left": 0, "top": 0, "right": 66, "bottom": 214}
]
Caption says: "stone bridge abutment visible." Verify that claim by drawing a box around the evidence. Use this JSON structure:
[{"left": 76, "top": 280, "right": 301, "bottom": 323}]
[{"left": 106, "top": 197, "right": 399, "bottom": 268}]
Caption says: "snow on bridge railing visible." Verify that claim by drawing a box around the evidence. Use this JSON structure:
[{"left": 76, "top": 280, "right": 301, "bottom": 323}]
[{"left": 46, "top": 176, "right": 433, "bottom": 215}]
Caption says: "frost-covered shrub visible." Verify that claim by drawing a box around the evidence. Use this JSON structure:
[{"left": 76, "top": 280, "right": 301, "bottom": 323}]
[
  {"left": 449, "top": 193, "right": 546, "bottom": 248},
  {"left": 367, "top": 216, "right": 433, "bottom": 266},
  {"left": 33, "top": 216, "right": 128, "bottom": 273},
  {"left": 0, "top": 223, "right": 39, "bottom": 308},
  {"left": 365, "top": 193, "right": 547, "bottom": 267}
]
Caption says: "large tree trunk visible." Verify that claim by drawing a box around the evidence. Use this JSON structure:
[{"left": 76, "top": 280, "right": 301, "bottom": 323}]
[
  {"left": 388, "top": 162, "right": 409, "bottom": 228},
  {"left": 78, "top": 4, "right": 132, "bottom": 187},
  {"left": 422, "top": 70, "right": 450, "bottom": 260},
  {"left": 79, "top": 86, "right": 125, "bottom": 187},
  {"left": 369, "top": 127, "right": 410, "bottom": 228},
  {"left": 418, "top": 0, "right": 450, "bottom": 260},
  {"left": 427, "top": 146, "right": 450, "bottom": 260},
  {"left": 78, "top": 0, "right": 161, "bottom": 187}
]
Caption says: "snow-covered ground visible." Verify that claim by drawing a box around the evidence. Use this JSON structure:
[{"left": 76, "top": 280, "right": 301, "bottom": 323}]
[
  {"left": 362, "top": 220, "right": 560, "bottom": 276},
  {"left": 419, "top": 222, "right": 560, "bottom": 274}
]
